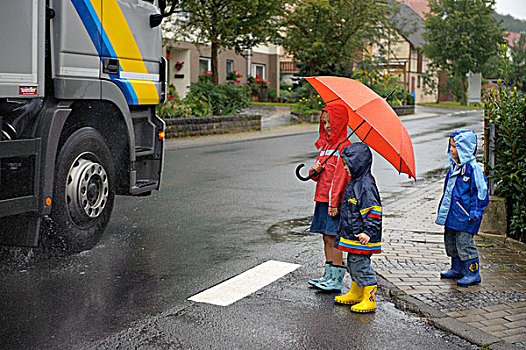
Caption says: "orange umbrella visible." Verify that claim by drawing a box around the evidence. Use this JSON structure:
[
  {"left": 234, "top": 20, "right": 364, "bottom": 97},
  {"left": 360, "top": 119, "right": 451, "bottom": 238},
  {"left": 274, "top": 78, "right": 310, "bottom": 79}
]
[{"left": 304, "top": 76, "right": 416, "bottom": 179}]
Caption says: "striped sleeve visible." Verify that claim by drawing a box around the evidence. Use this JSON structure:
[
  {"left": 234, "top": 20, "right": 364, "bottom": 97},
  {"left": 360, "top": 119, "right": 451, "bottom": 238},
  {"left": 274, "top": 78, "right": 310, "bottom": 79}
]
[{"left": 358, "top": 184, "right": 382, "bottom": 241}]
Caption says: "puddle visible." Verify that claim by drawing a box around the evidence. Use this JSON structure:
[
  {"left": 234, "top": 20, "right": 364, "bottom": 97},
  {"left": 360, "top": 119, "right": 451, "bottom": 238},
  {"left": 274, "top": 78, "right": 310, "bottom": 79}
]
[{"left": 267, "top": 217, "right": 315, "bottom": 242}]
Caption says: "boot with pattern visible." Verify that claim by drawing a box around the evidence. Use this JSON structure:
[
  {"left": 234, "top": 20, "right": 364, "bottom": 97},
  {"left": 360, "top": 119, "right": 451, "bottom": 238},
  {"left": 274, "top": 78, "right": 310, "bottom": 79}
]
[
  {"left": 315, "top": 265, "right": 346, "bottom": 291},
  {"left": 334, "top": 280, "right": 363, "bottom": 305},
  {"left": 457, "top": 257, "right": 481, "bottom": 287},
  {"left": 350, "top": 285, "right": 377, "bottom": 313},
  {"left": 308, "top": 262, "right": 332, "bottom": 286}
]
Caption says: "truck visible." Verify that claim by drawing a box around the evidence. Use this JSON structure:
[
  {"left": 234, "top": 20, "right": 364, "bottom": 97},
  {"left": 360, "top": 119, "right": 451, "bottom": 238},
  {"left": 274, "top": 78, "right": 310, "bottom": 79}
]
[{"left": 0, "top": 0, "right": 172, "bottom": 252}]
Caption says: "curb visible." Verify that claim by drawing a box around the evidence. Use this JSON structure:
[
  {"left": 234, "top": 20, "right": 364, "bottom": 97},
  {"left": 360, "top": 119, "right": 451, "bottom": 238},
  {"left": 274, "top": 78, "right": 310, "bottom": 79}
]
[{"left": 377, "top": 275, "right": 524, "bottom": 350}]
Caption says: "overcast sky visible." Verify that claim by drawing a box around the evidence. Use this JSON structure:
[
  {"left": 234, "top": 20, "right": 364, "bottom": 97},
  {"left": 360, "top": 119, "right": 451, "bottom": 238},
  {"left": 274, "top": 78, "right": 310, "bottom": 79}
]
[{"left": 494, "top": 0, "right": 526, "bottom": 21}]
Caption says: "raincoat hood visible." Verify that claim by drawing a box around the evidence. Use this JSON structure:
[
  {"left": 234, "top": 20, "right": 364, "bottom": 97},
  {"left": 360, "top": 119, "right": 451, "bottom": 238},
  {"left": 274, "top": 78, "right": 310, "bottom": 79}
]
[
  {"left": 448, "top": 129, "right": 477, "bottom": 165},
  {"left": 447, "top": 130, "right": 487, "bottom": 201},
  {"left": 314, "top": 104, "right": 349, "bottom": 148},
  {"left": 341, "top": 142, "right": 372, "bottom": 180}
]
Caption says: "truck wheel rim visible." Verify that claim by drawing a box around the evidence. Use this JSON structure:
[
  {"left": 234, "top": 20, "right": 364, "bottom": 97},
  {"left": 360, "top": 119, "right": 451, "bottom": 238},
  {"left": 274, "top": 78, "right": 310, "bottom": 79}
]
[{"left": 66, "top": 154, "right": 109, "bottom": 223}]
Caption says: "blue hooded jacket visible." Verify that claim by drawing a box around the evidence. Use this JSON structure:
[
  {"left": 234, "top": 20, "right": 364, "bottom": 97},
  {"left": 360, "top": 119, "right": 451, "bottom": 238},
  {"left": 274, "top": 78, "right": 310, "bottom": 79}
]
[
  {"left": 435, "top": 130, "right": 489, "bottom": 234},
  {"left": 336, "top": 143, "right": 382, "bottom": 255}
]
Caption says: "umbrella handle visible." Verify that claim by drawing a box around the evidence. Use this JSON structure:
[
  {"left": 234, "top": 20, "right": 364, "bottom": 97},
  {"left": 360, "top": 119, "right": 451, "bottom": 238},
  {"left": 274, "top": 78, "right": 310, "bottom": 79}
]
[{"left": 295, "top": 163, "right": 317, "bottom": 181}]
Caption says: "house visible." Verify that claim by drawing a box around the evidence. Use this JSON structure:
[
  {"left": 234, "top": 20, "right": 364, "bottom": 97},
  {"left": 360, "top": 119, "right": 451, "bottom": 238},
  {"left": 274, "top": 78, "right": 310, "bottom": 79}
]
[
  {"left": 162, "top": 21, "right": 280, "bottom": 99},
  {"left": 369, "top": 3, "right": 439, "bottom": 104}
]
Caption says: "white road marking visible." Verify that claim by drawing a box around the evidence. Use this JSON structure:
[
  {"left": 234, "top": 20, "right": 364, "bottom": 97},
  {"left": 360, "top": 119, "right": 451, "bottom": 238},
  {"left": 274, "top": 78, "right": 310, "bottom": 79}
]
[{"left": 188, "top": 260, "right": 301, "bottom": 306}]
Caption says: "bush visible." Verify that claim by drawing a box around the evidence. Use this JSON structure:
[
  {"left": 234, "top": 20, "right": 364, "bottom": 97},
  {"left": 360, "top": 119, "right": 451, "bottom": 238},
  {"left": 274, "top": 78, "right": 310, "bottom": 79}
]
[
  {"left": 268, "top": 87, "right": 278, "bottom": 101},
  {"left": 291, "top": 88, "right": 325, "bottom": 115},
  {"left": 279, "top": 89, "right": 292, "bottom": 102},
  {"left": 218, "top": 82, "right": 250, "bottom": 114},
  {"left": 291, "top": 81, "right": 313, "bottom": 103},
  {"left": 184, "top": 72, "right": 250, "bottom": 116},
  {"left": 157, "top": 85, "right": 192, "bottom": 118},
  {"left": 184, "top": 73, "right": 221, "bottom": 116},
  {"left": 157, "top": 99, "right": 192, "bottom": 118},
  {"left": 484, "top": 45, "right": 526, "bottom": 242},
  {"left": 280, "top": 83, "right": 293, "bottom": 91}
]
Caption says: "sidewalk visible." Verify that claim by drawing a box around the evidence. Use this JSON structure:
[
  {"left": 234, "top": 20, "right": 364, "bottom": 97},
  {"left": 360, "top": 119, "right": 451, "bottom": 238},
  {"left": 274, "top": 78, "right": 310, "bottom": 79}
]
[{"left": 378, "top": 179, "right": 526, "bottom": 349}]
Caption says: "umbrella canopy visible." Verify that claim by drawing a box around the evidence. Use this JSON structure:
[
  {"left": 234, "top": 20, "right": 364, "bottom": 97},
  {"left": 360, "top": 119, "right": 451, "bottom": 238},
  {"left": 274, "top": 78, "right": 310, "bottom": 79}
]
[{"left": 305, "top": 76, "right": 416, "bottom": 179}]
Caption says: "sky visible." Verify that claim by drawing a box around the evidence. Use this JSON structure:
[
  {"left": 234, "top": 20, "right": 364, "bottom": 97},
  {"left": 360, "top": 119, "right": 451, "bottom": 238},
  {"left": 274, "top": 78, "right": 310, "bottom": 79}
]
[{"left": 494, "top": 0, "right": 526, "bottom": 21}]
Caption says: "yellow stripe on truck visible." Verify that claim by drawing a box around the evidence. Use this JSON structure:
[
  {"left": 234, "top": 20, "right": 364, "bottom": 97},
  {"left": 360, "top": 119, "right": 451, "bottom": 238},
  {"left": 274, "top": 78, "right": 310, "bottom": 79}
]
[{"left": 99, "top": 0, "right": 159, "bottom": 104}]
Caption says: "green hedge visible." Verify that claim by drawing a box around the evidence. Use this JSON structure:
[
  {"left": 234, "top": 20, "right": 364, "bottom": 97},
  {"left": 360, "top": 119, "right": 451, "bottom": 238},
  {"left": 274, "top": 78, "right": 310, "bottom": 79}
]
[{"left": 484, "top": 46, "right": 526, "bottom": 242}]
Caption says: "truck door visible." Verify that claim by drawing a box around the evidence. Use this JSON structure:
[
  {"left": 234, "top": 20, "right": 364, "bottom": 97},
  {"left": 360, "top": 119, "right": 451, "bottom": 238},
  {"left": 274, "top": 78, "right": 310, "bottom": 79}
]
[{"left": 100, "top": 0, "right": 162, "bottom": 105}]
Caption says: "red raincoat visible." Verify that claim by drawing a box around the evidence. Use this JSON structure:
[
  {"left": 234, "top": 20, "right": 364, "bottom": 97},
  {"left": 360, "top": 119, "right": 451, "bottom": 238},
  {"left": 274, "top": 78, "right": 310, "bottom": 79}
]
[{"left": 311, "top": 104, "right": 351, "bottom": 208}]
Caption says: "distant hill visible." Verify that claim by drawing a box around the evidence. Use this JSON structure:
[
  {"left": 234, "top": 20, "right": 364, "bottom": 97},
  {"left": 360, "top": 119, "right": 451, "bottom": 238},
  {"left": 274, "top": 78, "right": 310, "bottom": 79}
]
[{"left": 493, "top": 13, "right": 526, "bottom": 33}]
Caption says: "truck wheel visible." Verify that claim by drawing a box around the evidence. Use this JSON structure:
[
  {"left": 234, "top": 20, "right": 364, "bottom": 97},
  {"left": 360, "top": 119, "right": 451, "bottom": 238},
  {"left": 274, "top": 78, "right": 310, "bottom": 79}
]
[{"left": 49, "top": 127, "right": 115, "bottom": 252}]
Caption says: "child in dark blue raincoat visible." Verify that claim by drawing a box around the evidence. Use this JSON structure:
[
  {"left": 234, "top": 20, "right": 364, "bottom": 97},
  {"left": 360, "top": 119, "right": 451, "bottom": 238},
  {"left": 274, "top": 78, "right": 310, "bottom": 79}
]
[
  {"left": 435, "top": 130, "right": 489, "bottom": 287},
  {"left": 333, "top": 142, "right": 382, "bottom": 313}
]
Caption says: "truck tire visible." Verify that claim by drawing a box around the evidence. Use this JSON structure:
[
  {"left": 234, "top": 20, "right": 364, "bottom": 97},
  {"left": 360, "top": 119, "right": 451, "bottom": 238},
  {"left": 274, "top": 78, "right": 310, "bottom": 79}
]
[{"left": 49, "top": 127, "right": 115, "bottom": 252}]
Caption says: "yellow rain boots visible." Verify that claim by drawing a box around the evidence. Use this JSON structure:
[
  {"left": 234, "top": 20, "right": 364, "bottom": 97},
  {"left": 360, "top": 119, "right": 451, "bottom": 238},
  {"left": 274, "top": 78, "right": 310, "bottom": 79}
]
[
  {"left": 350, "top": 285, "right": 377, "bottom": 313},
  {"left": 334, "top": 281, "right": 363, "bottom": 305}
]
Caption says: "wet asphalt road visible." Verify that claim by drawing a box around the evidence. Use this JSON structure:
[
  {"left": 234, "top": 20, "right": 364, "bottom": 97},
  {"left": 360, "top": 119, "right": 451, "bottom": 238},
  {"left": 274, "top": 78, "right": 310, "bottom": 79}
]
[{"left": 0, "top": 107, "right": 484, "bottom": 349}]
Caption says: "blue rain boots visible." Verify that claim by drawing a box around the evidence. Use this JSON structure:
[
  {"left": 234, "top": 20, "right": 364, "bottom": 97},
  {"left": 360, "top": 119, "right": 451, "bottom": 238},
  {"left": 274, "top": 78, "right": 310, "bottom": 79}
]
[
  {"left": 308, "top": 262, "right": 332, "bottom": 286},
  {"left": 315, "top": 265, "right": 346, "bottom": 291},
  {"left": 440, "top": 257, "right": 466, "bottom": 279},
  {"left": 457, "top": 257, "right": 481, "bottom": 287}
]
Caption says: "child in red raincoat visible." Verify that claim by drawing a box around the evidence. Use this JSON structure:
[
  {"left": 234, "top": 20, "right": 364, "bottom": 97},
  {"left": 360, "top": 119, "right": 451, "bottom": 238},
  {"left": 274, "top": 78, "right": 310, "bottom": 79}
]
[{"left": 307, "top": 104, "right": 351, "bottom": 291}]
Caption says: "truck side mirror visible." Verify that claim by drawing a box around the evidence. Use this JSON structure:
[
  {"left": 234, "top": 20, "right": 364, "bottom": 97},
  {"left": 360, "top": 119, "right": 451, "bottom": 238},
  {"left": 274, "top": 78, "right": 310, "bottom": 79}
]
[
  {"left": 150, "top": 14, "right": 163, "bottom": 28},
  {"left": 150, "top": 0, "right": 173, "bottom": 28}
]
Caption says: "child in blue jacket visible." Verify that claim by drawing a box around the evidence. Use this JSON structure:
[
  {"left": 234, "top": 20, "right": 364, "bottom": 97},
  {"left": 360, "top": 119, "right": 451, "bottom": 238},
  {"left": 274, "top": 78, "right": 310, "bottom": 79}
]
[
  {"left": 436, "top": 130, "right": 489, "bottom": 287},
  {"left": 333, "top": 143, "right": 382, "bottom": 313}
]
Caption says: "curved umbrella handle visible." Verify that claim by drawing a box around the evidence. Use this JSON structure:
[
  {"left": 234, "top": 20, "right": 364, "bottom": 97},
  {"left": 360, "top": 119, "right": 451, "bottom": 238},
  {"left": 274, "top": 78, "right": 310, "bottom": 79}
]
[{"left": 295, "top": 163, "right": 317, "bottom": 181}]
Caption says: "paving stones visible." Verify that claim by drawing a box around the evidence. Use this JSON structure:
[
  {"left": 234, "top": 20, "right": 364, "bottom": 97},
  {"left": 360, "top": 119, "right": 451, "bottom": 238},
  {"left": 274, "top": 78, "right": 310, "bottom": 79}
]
[{"left": 378, "top": 178, "right": 526, "bottom": 348}]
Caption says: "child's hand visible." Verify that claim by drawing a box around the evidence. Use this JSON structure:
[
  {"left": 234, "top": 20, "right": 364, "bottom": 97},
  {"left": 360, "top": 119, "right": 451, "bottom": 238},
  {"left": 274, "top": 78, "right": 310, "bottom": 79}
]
[
  {"left": 355, "top": 233, "right": 370, "bottom": 245},
  {"left": 328, "top": 207, "right": 338, "bottom": 217},
  {"left": 312, "top": 162, "right": 324, "bottom": 173}
]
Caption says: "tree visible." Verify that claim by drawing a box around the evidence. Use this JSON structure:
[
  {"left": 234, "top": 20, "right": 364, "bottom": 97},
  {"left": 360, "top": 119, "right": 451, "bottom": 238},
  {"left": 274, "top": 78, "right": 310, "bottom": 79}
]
[
  {"left": 172, "top": 0, "right": 287, "bottom": 85},
  {"left": 280, "top": 0, "right": 395, "bottom": 77},
  {"left": 422, "top": 0, "right": 505, "bottom": 104},
  {"left": 509, "top": 33, "right": 526, "bottom": 90}
]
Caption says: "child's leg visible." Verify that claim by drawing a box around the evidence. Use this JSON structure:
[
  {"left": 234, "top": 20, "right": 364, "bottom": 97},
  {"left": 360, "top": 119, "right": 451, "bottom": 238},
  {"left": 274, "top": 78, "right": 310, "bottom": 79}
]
[
  {"left": 323, "top": 234, "right": 343, "bottom": 266},
  {"left": 347, "top": 253, "right": 376, "bottom": 287},
  {"left": 444, "top": 227, "right": 458, "bottom": 258},
  {"left": 455, "top": 231, "right": 478, "bottom": 261},
  {"left": 308, "top": 202, "right": 333, "bottom": 285}
]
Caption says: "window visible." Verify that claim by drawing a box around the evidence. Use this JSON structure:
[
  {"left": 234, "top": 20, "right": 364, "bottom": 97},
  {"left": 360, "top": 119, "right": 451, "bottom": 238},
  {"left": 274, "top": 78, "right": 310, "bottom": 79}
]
[
  {"left": 417, "top": 76, "right": 421, "bottom": 88},
  {"left": 199, "top": 57, "right": 211, "bottom": 74},
  {"left": 226, "top": 60, "right": 234, "bottom": 75},
  {"left": 251, "top": 64, "right": 265, "bottom": 79}
]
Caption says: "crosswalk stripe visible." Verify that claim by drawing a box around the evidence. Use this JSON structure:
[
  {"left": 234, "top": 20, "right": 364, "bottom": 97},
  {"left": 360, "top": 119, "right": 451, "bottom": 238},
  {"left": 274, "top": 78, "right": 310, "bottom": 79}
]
[{"left": 188, "top": 260, "right": 301, "bottom": 306}]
